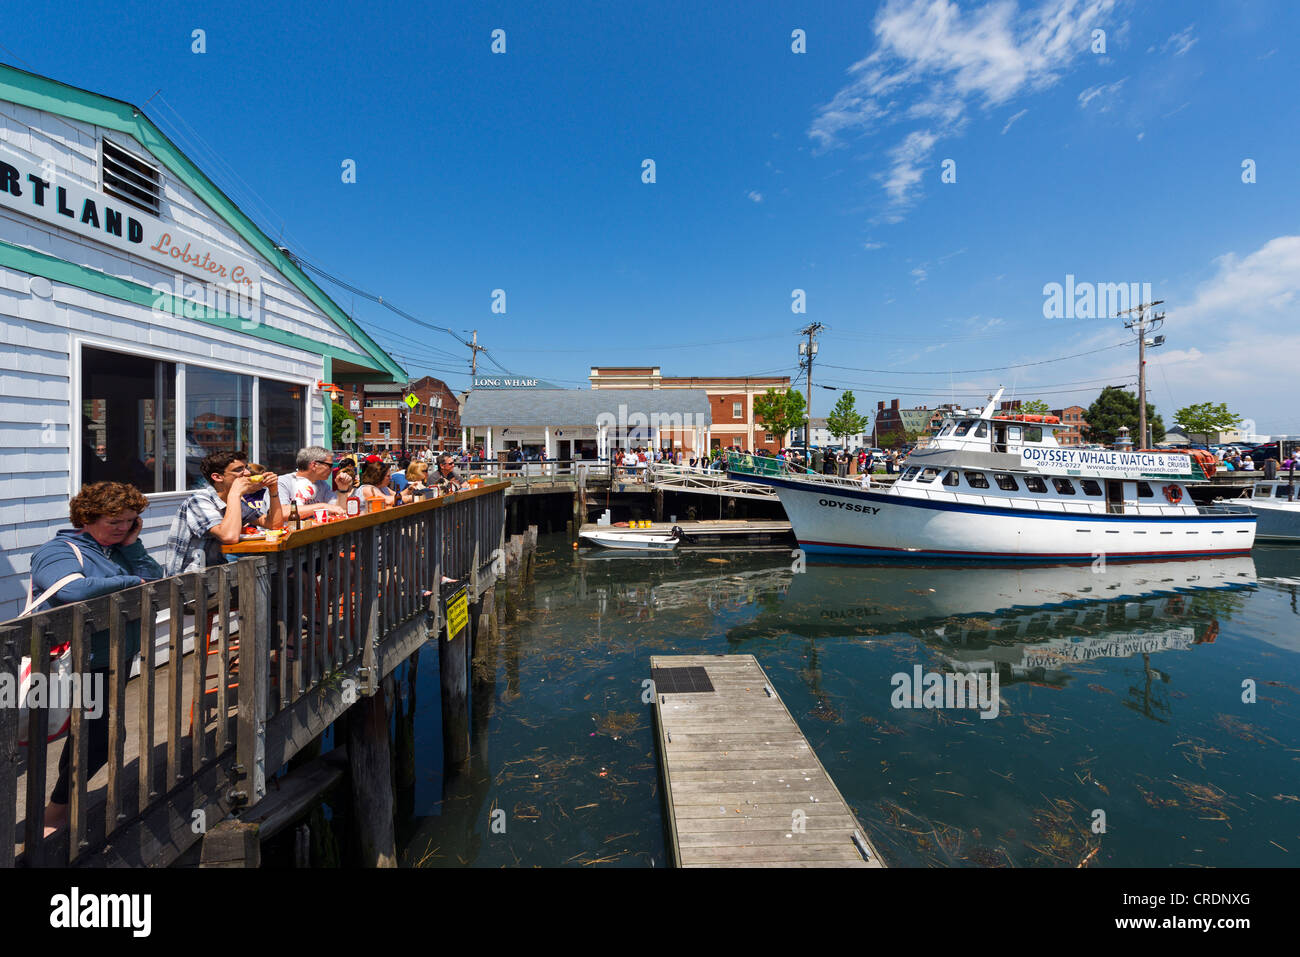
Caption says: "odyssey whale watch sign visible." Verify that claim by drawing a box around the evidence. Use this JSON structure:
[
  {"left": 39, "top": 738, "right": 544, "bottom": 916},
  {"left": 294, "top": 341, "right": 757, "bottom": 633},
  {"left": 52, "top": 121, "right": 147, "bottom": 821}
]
[
  {"left": 0, "top": 148, "right": 261, "bottom": 301},
  {"left": 1020, "top": 447, "right": 1193, "bottom": 479}
]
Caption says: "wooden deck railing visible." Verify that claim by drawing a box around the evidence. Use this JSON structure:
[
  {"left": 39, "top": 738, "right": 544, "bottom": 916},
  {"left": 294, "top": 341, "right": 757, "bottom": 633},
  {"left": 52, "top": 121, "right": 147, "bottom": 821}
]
[{"left": 0, "top": 480, "right": 507, "bottom": 867}]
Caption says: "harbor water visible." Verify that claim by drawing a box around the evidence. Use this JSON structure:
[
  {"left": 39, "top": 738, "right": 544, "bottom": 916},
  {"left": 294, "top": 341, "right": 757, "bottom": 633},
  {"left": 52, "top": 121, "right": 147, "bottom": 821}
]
[{"left": 397, "top": 536, "right": 1300, "bottom": 867}]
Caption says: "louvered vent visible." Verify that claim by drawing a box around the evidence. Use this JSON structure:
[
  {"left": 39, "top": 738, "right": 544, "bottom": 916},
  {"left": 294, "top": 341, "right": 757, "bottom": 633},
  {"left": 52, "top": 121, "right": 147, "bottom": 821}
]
[{"left": 101, "top": 138, "right": 162, "bottom": 216}]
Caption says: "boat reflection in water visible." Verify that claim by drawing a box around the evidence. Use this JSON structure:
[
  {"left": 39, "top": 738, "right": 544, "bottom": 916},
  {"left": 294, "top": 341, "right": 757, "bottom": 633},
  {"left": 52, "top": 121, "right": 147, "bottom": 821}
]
[{"left": 720, "top": 556, "right": 1258, "bottom": 688}]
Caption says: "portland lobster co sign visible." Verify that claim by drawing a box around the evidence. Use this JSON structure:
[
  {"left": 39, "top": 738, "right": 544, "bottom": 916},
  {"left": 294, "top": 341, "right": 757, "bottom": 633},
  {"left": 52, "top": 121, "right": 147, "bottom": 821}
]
[
  {"left": 0, "top": 147, "right": 261, "bottom": 300},
  {"left": 1020, "top": 447, "right": 1193, "bottom": 478}
]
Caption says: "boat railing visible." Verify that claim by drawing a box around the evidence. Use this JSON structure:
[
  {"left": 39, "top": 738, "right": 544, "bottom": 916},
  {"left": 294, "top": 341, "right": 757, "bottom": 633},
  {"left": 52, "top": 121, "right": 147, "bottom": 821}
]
[
  {"left": 725, "top": 452, "right": 891, "bottom": 489},
  {"left": 1196, "top": 503, "right": 1257, "bottom": 516}
]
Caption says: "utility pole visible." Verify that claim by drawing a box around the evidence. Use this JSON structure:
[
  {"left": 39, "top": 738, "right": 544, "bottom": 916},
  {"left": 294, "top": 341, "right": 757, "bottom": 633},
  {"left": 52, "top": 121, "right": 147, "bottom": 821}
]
[
  {"left": 469, "top": 330, "right": 488, "bottom": 379},
  {"left": 798, "top": 322, "right": 823, "bottom": 445},
  {"left": 1117, "top": 301, "right": 1165, "bottom": 447}
]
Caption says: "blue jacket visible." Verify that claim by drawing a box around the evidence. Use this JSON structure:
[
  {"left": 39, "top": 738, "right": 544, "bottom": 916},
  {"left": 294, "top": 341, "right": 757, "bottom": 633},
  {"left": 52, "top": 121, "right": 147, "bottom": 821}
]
[{"left": 29, "top": 528, "right": 165, "bottom": 666}]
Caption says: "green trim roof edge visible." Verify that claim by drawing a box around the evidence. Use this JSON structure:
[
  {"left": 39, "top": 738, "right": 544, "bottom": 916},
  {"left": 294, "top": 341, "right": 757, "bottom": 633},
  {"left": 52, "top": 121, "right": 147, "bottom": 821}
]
[{"left": 0, "top": 61, "right": 407, "bottom": 383}]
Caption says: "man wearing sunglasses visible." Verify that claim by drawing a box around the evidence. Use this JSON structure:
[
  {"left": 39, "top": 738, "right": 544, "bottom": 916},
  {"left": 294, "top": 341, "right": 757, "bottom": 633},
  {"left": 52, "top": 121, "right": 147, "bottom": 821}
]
[
  {"left": 163, "top": 449, "right": 283, "bottom": 575},
  {"left": 278, "top": 445, "right": 346, "bottom": 515}
]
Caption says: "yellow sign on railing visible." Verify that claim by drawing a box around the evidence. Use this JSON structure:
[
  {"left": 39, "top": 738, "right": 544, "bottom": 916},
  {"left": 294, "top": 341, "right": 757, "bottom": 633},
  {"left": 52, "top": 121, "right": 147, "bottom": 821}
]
[{"left": 446, "top": 586, "right": 469, "bottom": 641}]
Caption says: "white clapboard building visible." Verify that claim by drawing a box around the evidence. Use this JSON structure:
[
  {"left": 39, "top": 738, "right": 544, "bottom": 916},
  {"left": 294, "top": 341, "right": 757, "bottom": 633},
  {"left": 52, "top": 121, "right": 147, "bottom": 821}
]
[{"left": 0, "top": 65, "right": 405, "bottom": 618}]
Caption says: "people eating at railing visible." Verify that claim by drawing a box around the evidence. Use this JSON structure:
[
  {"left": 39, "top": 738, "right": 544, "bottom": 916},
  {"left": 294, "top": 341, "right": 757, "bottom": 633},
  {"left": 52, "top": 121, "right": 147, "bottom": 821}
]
[
  {"left": 357, "top": 459, "right": 399, "bottom": 507},
  {"left": 433, "top": 453, "right": 464, "bottom": 493},
  {"left": 28, "top": 481, "right": 165, "bottom": 837},
  {"left": 278, "top": 446, "right": 346, "bottom": 516},
  {"left": 163, "top": 450, "right": 283, "bottom": 576}
]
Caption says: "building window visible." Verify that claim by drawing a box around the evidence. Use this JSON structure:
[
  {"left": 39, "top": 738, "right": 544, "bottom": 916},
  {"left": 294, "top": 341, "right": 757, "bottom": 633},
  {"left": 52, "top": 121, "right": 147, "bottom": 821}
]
[
  {"left": 380, "top": 422, "right": 391, "bottom": 436},
  {"left": 185, "top": 368, "right": 252, "bottom": 489},
  {"left": 80, "top": 346, "right": 175, "bottom": 493},
  {"left": 732, "top": 401, "right": 743, "bottom": 418},
  {"left": 258, "top": 380, "right": 305, "bottom": 474},
  {"left": 765, "top": 433, "right": 774, "bottom": 442},
  {"left": 364, "top": 420, "right": 372, "bottom": 434}
]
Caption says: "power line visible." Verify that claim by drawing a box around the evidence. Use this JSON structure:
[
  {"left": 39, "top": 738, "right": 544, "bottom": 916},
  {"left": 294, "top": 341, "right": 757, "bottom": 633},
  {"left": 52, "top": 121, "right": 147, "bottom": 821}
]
[{"left": 818, "top": 340, "right": 1133, "bottom": 376}]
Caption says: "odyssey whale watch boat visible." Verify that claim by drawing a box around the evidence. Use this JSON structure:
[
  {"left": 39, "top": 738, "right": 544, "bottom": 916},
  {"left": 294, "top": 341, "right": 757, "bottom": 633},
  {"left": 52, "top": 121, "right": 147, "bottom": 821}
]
[{"left": 730, "top": 390, "right": 1255, "bottom": 561}]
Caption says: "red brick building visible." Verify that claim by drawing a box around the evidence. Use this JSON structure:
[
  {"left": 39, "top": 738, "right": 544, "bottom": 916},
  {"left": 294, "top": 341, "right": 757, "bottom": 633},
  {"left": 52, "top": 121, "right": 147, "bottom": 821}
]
[
  {"left": 339, "top": 376, "right": 461, "bottom": 452},
  {"left": 1050, "top": 405, "right": 1089, "bottom": 446}
]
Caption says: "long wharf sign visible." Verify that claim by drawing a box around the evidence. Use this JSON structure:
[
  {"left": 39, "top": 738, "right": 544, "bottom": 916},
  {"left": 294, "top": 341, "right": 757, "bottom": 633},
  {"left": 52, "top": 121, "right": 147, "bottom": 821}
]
[
  {"left": 0, "top": 148, "right": 261, "bottom": 299},
  {"left": 1020, "top": 447, "right": 1193, "bottom": 479}
]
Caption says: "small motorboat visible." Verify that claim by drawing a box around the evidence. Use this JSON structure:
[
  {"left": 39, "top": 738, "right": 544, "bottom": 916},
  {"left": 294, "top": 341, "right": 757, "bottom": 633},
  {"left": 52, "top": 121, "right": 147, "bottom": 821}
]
[{"left": 579, "top": 526, "right": 682, "bottom": 550}]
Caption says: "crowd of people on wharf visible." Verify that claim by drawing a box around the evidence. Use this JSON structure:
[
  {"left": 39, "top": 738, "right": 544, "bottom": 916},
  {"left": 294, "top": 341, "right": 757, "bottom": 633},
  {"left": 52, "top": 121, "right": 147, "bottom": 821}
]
[{"left": 20, "top": 445, "right": 475, "bottom": 840}]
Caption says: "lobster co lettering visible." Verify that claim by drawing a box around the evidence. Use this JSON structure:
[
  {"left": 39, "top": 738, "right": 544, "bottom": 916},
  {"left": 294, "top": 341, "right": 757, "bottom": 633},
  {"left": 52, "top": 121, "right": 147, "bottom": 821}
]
[{"left": 818, "top": 498, "right": 880, "bottom": 515}]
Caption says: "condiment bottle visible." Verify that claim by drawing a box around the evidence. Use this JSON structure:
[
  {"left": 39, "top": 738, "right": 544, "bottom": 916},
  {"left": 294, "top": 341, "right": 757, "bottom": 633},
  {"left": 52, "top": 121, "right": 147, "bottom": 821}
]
[
  {"left": 346, "top": 493, "right": 360, "bottom": 517},
  {"left": 289, "top": 501, "right": 301, "bottom": 530}
]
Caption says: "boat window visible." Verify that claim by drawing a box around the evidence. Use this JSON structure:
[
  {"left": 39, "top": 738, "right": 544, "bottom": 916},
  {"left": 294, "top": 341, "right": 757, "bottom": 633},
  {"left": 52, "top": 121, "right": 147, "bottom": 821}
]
[
  {"left": 994, "top": 473, "right": 1019, "bottom": 491},
  {"left": 1137, "top": 482, "right": 1154, "bottom": 498},
  {"left": 938, "top": 422, "right": 954, "bottom": 437},
  {"left": 918, "top": 467, "right": 940, "bottom": 483},
  {"left": 902, "top": 466, "right": 920, "bottom": 480},
  {"left": 954, "top": 420, "right": 974, "bottom": 437},
  {"left": 1281, "top": 486, "right": 1297, "bottom": 500},
  {"left": 942, "top": 470, "right": 960, "bottom": 487},
  {"left": 1024, "top": 427, "right": 1043, "bottom": 442},
  {"left": 974, "top": 422, "right": 988, "bottom": 438},
  {"left": 1053, "top": 478, "right": 1076, "bottom": 495},
  {"left": 1080, "top": 480, "right": 1103, "bottom": 496},
  {"left": 964, "top": 471, "right": 990, "bottom": 489},
  {"left": 1025, "top": 476, "right": 1047, "bottom": 493},
  {"left": 1255, "top": 485, "right": 1272, "bottom": 498},
  {"left": 1008, "top": 425, "right": 1022, "bottom": 443}
]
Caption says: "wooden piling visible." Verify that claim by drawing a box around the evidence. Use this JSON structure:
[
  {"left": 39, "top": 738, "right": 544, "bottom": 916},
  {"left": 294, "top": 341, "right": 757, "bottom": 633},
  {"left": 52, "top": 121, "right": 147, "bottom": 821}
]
[
  {"left": 654, "top": 487, "right": 664, "bottom": 522},
  {"left": 438, "top": 587, "right": 471, "bottom": 768},
  {"left": 199, "top": 820, "right": 261, "bottom": 868},
  {"left": 346, "top": 691, "right": 397, "bottom": 867}
]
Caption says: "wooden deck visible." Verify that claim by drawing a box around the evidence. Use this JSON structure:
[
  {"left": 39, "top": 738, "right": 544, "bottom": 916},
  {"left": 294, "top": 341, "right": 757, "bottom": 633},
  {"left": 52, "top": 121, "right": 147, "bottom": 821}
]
[{"left": 650, "top": 654, "right": 884, "bottom": 868}]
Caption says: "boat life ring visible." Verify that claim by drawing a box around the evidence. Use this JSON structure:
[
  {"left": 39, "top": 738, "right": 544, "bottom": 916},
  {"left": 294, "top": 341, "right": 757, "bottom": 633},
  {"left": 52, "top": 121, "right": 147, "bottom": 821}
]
[{"left": 1162, "top": 484, "right": 1183, "bottom": 504}]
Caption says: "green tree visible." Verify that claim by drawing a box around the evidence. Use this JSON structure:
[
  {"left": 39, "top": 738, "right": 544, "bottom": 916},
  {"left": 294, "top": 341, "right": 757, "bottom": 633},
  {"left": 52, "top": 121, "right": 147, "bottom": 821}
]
[
  {"left": 753, "top": 388, "right": 806, "bottom": 445},
  {"left": 331, "top": 401, "right": 357, "bottom": 448},
  {"left": 1018, "top": 399, "right": 1052, "bottom": 416},
  {"left": 1083, "top": 386, "right": 1165, "bottom": 445},
  {"left": 1174, "top": 402, "right": 1243, "bottom": 443},
  {"left": 826, "top": 391, "right": 868, "bottom": 442}
]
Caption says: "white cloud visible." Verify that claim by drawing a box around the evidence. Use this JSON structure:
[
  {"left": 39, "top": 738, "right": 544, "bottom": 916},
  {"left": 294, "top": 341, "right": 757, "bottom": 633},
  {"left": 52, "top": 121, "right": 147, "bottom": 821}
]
[
  {"left": 1077, "top": 77, "right": 1126, "bottom": 111},
  {"left": 911, "top": 265, "right": 929, "bottom": 284},
  {"left": 809, "top": 0, "right": 1116, "bottom": 215},
  {"left": 1162, "top": 24, "right": 1197, "bottom": 57},
  {"left": 1001, "top": 108, "right": 1028, "bottom": 134},
  {"left": 747, "top": 190, "right": 764, "bottom": 203},
  {"left": 863, "top": 240, "right": 886, "bottom": 250}
]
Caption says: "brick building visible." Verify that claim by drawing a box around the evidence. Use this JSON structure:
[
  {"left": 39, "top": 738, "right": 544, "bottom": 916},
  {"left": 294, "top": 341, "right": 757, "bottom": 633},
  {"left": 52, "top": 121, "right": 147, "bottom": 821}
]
[
  {"left": 1050, "top": 405, "right": 1089, "bottom": 446},
  {"left": 873, "top": 399, "right": 935, "bottom": 447},
  {"left": 589, "top": 367, "right": 793, "bottom": 452},
  {"left": 340, "top": 375, "right": 461, "bottom": 452}
]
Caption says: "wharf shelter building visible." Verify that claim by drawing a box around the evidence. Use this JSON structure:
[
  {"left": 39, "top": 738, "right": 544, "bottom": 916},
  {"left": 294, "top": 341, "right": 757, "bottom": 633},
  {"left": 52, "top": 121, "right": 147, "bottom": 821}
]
[
  {"left": 0, "top": 65, "right": 406, "bottom": 618},
  {"left": 460, "top": 387, "right": 712, "bottom": 460}
]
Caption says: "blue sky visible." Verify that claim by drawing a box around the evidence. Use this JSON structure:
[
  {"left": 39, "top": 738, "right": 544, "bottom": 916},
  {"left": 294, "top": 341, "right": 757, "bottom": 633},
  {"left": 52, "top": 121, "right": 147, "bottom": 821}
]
[{"left": 5, "top": 0, "right": 1298, "bottom": 431}]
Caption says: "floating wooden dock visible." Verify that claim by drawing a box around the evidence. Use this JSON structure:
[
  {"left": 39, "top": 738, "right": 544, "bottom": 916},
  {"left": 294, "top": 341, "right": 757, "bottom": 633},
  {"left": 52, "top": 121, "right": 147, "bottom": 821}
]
[{"left": 650, "top": 654, "right": 884, "bottom": 868}]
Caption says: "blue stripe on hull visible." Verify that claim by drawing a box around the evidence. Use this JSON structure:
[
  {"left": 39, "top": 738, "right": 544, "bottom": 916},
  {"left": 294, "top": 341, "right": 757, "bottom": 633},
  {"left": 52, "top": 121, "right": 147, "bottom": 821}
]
[
  {"left": 737, "top": 472, "right": 1257, "bottom": 525},
  {"left": 798, "top": 541, "right": 1252, "bottom": 562}
]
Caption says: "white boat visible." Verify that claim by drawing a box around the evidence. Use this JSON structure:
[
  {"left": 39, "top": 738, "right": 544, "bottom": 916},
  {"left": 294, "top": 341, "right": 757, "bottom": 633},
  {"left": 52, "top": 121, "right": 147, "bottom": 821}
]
[
  {"left": 1240, "top": 479, "right": 1300, "bottom": 542},
  {"left": 579, "top": 527, "right": 681, "bottom": 550},
  {"left": 729, "top": 389, "right": 1256, "bottom": 562}
]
